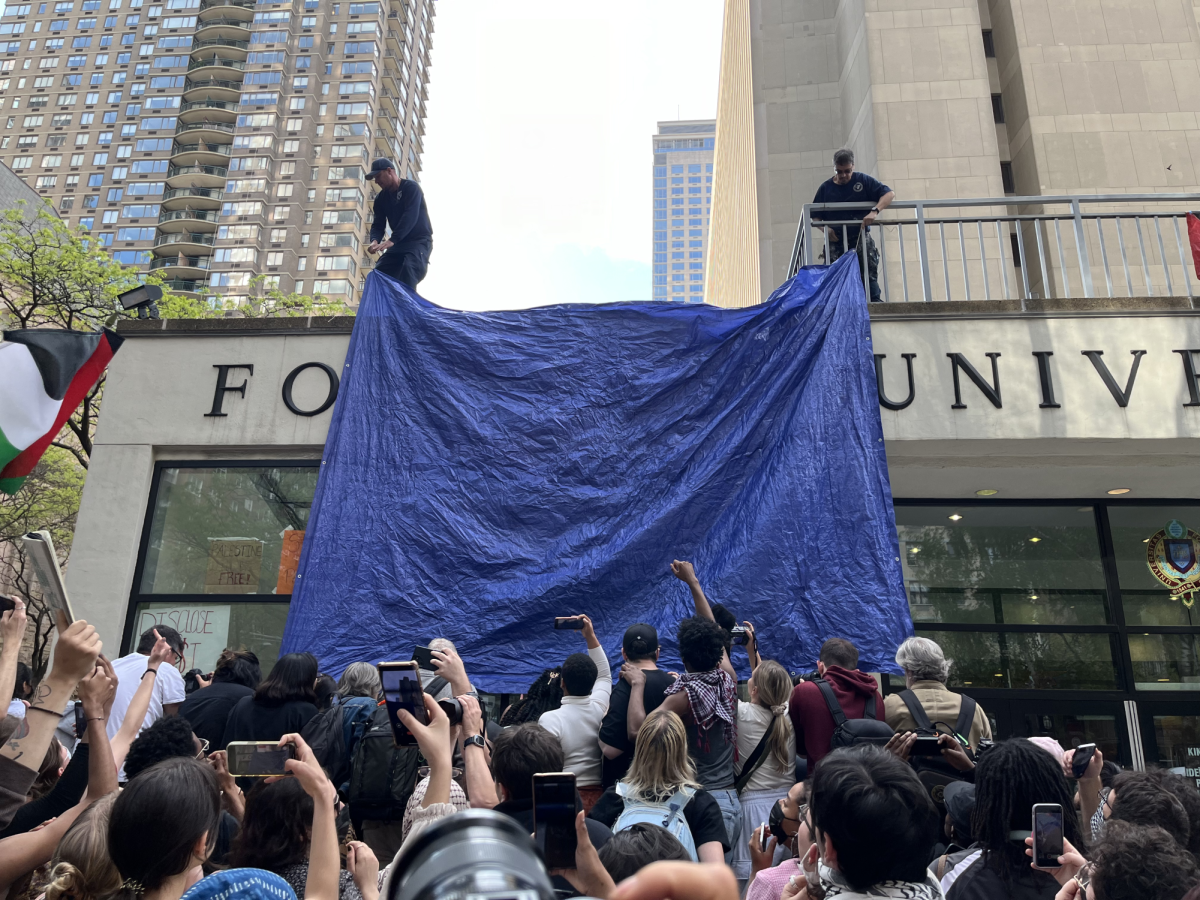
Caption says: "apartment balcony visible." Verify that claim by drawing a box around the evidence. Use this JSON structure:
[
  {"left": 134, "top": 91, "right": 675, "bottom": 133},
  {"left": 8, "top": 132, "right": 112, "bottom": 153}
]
[
  {"left": 157, "top": 277, "right": 207, "bottom": 295},
  {"left": 187, "top": 56, "right": 246, "bottom": 75},
  {"left": 149, "top": 255, "right": 212, "bottom": 277},
  {"left": 191, "top": 37, "right": 249, "bottom": 56},
  {"left": 178, "top": 99, "right": 238, "bottom": 125},
  {"left": 157, "top": 208, "right": 221, "bottom": 231},
  {"left": 175, "top": 121, "right": 236, "bottom": 144},
  {"left": 194, "top": 16, "right": 251, "bottom": 39},
  {"left": 793, "top": 193, "right": 1200, "bottom": 310},
  {"left": 153, "top": 231, "right": 216, "bottom": 254},
  {"left": 165, "top": 164, "right": 227, "bottom": 189},
  {"left": 161, "top": 186, "right": 224, "bottom": 209},
  {"left": 197, "top": 0, "right": 253, "bottom": 22},
  {"left": 182, "top": 78, "right": 243, "bottom": 101},
  {"left": 170, "top": 140, "right": 233, "bottom": 167}
]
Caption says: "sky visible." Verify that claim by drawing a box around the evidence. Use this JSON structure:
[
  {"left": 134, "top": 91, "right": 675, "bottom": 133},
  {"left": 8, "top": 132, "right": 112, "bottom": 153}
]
[{"left": 415, "top": 0, "right": 724, "bottom": 311}]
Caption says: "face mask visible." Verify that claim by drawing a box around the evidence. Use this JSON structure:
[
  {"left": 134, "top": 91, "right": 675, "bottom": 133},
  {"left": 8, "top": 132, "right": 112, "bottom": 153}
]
[{"left": 768, "top": 798, "right": 796, "bottom": 843}]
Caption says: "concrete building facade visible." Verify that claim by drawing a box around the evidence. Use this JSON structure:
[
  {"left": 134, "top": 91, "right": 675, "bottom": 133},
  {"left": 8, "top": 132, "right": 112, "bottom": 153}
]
[
  {"left": 652, "top": 119, "right": 714, "bottom": 303},
  {"left": 0, "top": 0, "right": 433, "bottom": 307},
  {"left": 707, "top": 0, "right": 1200, "bottom": 306}
]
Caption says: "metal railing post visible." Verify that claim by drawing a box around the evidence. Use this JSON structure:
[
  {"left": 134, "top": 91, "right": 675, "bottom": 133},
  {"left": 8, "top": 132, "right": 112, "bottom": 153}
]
[
  {"left": 915, "top": 203, "right": 932, "bottom": 302},
  {"left": 1015, "top": 220, "right": 1030, "bottom": 308},
  {"left": 1071, "top": 199, "right": 1096, "bottom": 297}
]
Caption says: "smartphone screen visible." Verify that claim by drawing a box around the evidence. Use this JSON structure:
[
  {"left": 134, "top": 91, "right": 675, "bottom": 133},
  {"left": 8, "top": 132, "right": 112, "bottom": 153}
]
[
  {"left": 533, "top": 772, "right": 578, "bottom": 869},
  {"left": 227, "top": 741, "right": 296, "bottom": 777},
  {"left": 379, "top": 661, "right": 427, "bottom": 747},
  {"left": 554, "top": 617, "right": 585, "bottom": 630},
  {"left": 910, "top": 735, "right": 943, "bottom": 756},
  {"left": 412, "top": 645, "right": 435, "bottom": 670},
  {"left": 1071, "top": 743, "right": 1096, "bottom": 779},
  {"left": 1032, "top": 804, "right": 1064, "bottom": 868}
]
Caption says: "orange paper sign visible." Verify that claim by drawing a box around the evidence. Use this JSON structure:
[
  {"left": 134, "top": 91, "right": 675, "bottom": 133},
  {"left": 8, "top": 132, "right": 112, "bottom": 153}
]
[{"left": 276, "top": 529, "right": 306, "bottom": 595}]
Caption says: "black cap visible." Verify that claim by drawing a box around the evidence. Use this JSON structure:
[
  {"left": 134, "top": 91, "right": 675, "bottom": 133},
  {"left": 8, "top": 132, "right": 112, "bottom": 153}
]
[
  {"left": 623, "top": 624, "right": 659, "bottom": 658},
  {"left": 943, "top": 781, "right": 976, "bottom": 841},
  {"left": 365, "top": 158, "right": 395, "bottom": 181}
]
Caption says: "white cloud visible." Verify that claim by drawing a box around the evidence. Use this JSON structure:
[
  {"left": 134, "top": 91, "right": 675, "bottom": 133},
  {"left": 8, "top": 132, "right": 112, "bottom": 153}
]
[{"left": 415, "top": 0, "right": 723, "bottom": 311}]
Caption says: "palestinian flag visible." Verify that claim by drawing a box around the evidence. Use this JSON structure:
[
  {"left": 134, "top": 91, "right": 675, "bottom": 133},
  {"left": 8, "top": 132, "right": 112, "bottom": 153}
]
[{"left": 0, "top": 329, "right": 124, "bottom": 494}]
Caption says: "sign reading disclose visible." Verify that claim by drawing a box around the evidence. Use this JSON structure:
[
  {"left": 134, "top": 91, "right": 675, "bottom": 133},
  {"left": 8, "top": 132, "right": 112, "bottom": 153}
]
[{"left": 136, "top": 603, "right": 231, "bottom": 674}]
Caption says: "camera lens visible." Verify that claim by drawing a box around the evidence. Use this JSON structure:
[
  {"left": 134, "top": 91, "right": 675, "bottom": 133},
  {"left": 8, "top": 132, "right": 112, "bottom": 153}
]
[
  {"left": 437, "top": 697, "right": 463, "bottom": 726},
  {"left": 386, "top": 809, "right": 556, "bottom": 900}
]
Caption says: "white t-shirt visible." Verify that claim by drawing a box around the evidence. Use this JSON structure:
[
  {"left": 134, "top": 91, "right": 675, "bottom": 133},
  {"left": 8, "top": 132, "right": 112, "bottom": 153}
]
[
  {"left": 6, "top": 699, "right": 26, "bottom": 719},
  {"left": 538, "top": 645, "right": 612, "bottom": 788},
  {"left": 106, "top": 652, "right": 187, "bottom": 776},
  {"left": 734, "top": 701, "right": 796, "bottom": 793}
]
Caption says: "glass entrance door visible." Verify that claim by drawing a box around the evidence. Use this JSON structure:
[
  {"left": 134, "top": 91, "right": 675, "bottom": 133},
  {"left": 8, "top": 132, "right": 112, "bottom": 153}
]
[
  {"left": 1138, "top": 702, "right": 1200, "bottom": 789},
  {"left": 982, "top": 698, "right": 1132, "bottom": 768}
]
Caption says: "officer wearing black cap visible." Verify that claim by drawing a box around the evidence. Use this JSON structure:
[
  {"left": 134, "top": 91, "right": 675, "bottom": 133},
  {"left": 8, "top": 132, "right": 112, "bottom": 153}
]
[{"left": 365, "top": 157, "right": 433, "bottom": 289}]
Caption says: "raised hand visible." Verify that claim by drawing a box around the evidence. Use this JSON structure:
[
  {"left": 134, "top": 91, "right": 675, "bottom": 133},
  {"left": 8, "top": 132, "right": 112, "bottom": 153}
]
[{"left": 670, "top": 560, "right": 698, "bottom": 585}]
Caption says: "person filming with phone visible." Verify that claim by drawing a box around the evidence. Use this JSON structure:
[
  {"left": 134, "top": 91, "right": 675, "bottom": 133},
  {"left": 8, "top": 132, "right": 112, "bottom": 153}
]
[
  {"left": 539, "top": 614, "right": 612, "bottom": 813},
  {"left": 884, "top": 637, "right": 992, "bottom": 751}
]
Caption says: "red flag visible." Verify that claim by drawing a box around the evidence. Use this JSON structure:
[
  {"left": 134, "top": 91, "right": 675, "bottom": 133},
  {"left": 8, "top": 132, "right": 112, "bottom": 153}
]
[{"left": 1188, "top": 213, "right": 1200, "bottom": 279}]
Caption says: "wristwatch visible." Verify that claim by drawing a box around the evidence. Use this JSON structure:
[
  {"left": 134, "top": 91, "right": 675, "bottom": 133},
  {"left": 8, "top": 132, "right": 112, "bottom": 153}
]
[
  {"left": 464, "top": 734, "right": 486, "bottom": 751},
  {"left": 869, "top": 207, "right": 880, "bottom": 214}
]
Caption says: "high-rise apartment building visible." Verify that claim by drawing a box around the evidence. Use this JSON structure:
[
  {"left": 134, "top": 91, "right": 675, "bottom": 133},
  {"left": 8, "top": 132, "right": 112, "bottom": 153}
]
[
  {"left": 0, "top": 0, "right": 433, "bottom": 306},
  {"left": 651, "top": 119, "right": 714, "bottom": 303}
]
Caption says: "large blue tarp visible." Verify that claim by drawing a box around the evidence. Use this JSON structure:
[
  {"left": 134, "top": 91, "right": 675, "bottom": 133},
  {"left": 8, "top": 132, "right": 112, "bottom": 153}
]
[{"left": 281, "top": 254, "right": 913, "bottom": 689}]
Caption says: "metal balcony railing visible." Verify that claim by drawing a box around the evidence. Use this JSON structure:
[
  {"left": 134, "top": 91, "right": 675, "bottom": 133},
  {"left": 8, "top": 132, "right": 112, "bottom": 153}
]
[
  {"left": 175, "top": 120, "right": 236, "bottom": 135},
  {"left": 154, "top": 231, "right": 216, "bottom": 247},
  {"left": 187, "top": 56, "right": 246, "bottom": 72},
  {"left": 167, "top": 164, "right": 228, "bottom": 179},
  {"left": 171, "top": 141, "right": 233, "bottom": 157},
  {"left": 183, "top": 78, "right": 243, "bottom": 93},
  {"left": 158, "top": 208, "right": 221, "bottom": 224},
  {"left": 180, "top": 100, "right": 239, "bottom": 114},
  {"left": 198, "top": 0, "right": 254, "bottom": 12},
  {"left": 158, "top": 277, "right": 207, "bottom": 292},
  {"left": 792, "top": 194, "right": 1200, "bottom": 308},
  {"left": 195, "top": 16, "right": 251, "bottom": 29},
  {"left": 163, "top": 187, "right": 224, "bottom": 201},
  {"left": 149, "top": 255, "right": 212, "bottom": 271},
  {"left": 191, "top": 37, "right": 250, "bottom": 51}
]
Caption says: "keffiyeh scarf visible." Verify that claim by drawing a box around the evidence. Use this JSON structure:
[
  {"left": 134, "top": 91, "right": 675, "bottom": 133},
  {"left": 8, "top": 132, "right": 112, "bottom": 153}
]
[{"left": 664, "top": 668, "right": 737, "bottom": 754}]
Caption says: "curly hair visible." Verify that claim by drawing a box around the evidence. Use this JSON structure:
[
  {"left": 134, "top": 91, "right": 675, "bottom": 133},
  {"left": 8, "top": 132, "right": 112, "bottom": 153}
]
[
  {"left": 1134, "top": 768, "right": 1200, "bottom": 858},
  {"left": 561, "top": 653, "right": 598, "bottom": 697},
  {"left": 124, "top": 716, "right": 198, "bottom": 782},
  {"left": 677, "top": 617, "right": 725, "bottom": 673},
  {"left": 45, "top": 793, "right": 121, "bottom": 900},
  {"left": 229, "top": 778, "right": 313, "bottom": 872},
  {"left": 971, "top": 739, "right": 1084, "bottom": 881},
  {"left": 498, "top": 668, "right": 562, "bottom": 726},
  {"left": 1090, "top": 821, "right": 1200, "bottom": 900},
  {"left": 1110, "top": 771, "right": 1191, "bottom": 851}
]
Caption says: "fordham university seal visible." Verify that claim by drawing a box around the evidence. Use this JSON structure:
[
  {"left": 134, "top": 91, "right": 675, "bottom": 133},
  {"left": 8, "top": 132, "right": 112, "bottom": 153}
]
[{"left": 1145, "top": 519, "right": 1200, "bottom": 608}]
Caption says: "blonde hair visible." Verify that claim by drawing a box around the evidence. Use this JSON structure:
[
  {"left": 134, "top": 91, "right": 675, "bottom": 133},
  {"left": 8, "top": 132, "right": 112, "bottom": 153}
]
[
  {"left": 752, "top": 660, "right": 796, "bottom": 772},
  {"left": 45, "top": 793, "right": 121, "bottom": 900},
  {"left": 622, "top": 709, "right": 701, "bottom": 802}
]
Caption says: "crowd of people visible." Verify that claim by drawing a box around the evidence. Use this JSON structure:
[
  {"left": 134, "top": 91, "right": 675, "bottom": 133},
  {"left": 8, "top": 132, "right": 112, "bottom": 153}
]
[{"left": 1, "top": 558, "right": 1199, "bottom": 900}]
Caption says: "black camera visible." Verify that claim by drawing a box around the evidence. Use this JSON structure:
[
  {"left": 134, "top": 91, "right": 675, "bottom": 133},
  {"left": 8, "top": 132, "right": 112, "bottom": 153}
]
[
  {"left": 730, "top": 625, "right": 750, "bottom": 646},
  {"left": 437, "top": 697, "right": 463, "bottom": 726},
  {"left": 183, "top": 668, "right": 206, "bottom": 694}
]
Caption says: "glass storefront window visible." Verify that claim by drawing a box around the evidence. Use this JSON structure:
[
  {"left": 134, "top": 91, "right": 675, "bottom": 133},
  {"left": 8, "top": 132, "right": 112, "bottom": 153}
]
[
  {"left": 1151, "top": 715, "right": 1200, "bottom": 787},
  {"left": 895, "top": 506, "right": 1109, "bottom": 625},
  {"left": 1108, "top": 505, "right": 1200, "bottom": 628},
  {"left": 132, "top": 601, "right": 290, "bottom": 675},
  {"left": 1024, "top": 712, "right": 1121, "bottom": 765},
  {"left": 140, "top": 465, "right": 319, "bottom": 595},
  {"left": 921, "top": 629, "right": 1119, "bottom": 691},
  {"left": 1128, "top": 633, "right": 1200, "bottom": 691}
]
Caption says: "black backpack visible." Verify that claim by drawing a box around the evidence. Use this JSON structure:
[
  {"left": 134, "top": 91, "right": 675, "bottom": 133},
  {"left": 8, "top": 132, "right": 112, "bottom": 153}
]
[
  {"left": 300, "top": 699, "right": 378, "bottom": 792},
  {"left": 814, "top": 678, "right": 895, "bottom": 749},
  {"left": 897, "top": 689, "right": 978, "bottom": 812},
  {"left": 346, "top": 705, "right": 424, "bottom": 822}
]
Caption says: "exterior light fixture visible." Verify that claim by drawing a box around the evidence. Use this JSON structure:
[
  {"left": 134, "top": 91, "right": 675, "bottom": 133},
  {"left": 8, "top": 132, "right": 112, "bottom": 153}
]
[
  {"left": 949, "top": 514, "right": 963, "bottom": 521},
  {"left": 1107, "top": 488, "right": 1131, "bottom": 495},
  {"left": 1030, "top": 594, "right": 1039, "bottom": 599},
  {"left": 1029, "top": 537, "right": 1042, "bottom": 543},
  {"left": 117, "top": 284, "right": 163, "bottom": 320},
  {"left": 975, "top": 489, "right": 999, "bottom": 496}
]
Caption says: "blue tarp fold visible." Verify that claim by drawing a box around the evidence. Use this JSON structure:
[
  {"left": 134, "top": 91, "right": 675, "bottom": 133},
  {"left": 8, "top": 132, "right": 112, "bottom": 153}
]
[{"left": 281, "top": 254, "right": 913, "bottom": 689}]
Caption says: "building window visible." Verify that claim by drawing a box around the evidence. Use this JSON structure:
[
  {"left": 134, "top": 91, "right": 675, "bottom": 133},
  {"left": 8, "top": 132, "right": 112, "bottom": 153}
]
[
  {"left": 1000, "top": 160, "right": 1015, "bottom": 194},
  {"left": 991, "top": 93, "right": 1005, "bottom": 124},
  {"left": 982, "top": 29, "right": 995, "bottom": 58}
]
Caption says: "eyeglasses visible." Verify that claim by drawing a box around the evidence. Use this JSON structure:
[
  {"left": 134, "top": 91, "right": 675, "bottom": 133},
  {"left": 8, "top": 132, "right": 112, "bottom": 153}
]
[
  {"left": 1073, "top": 862, "right": 1093, "bottom": 894},
  {"left": 195, "top": 737, "right": 210, "bottom": 759}
]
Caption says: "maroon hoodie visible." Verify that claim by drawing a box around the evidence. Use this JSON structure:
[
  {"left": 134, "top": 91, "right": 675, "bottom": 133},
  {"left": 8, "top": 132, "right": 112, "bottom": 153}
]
[{"left": 788, "top": 665, "right": 885, "bottom": 767}]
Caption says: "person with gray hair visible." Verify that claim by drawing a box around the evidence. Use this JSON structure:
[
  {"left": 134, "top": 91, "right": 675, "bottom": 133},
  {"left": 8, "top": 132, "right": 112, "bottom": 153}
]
[
  {"left": 336, "top": 662, "right": 381, "bottom": 701},
  {"left": 884, "top": 636, "right": 992, "bottom": 750}
]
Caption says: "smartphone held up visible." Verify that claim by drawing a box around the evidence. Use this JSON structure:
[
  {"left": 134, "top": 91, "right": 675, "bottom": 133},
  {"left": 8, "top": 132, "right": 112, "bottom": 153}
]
[
  {"left": 533, "top": 772, "right": 578, "bottom": 869},
  {"left": 1032, "top": 803, "right": 1064, "bottom": 869},
  {"left": 553, "top": 617, "right": 586, "bottom": 631},
  {"left": 226, "top": 741, "right": 296, "bottom": 777},
  {"left": 378, "top": 660, "right": 427, "bottom": 747}
]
